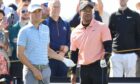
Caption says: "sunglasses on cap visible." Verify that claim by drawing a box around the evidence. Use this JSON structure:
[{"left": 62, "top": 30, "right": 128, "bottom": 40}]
[
  {"left": 21, "top": 9, "right": 28, "bottom": 14},
  {"left": 22, "top": 0, "right": 31, "bottom": 2}
]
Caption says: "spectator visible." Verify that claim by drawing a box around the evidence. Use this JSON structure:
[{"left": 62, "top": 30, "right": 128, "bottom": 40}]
[
  {"left": 69, "top": 0, "right": 102, "bottom": 28},
  {"left": 8, "top": 3, "right": 29, "bottom": 84},
  {"left": 43, "top": 0, "right": 71, "bottom": 77},
  {"left": 17, "top": 0, "right": 31, "bottom": 15},
  {"left": 7, "top": 3, "right": 19, "bottom": 27},
  {"left": 109, "top": 0, "right": 140, "bottom": 77},
  {"left": 40, "top": 0, "right": 49, "bottom": 19},
  {"left": 0, "top": 9, "right": 10, "bottom": 84},
  {"left": 17, "top": 3, "right": 75, "bottom": 84},
  {"left": 0, "top": 0, "right": 11, "bottom": 17},
  {"left": 70, "top": 1, "right": 112, "bottom": 84}
]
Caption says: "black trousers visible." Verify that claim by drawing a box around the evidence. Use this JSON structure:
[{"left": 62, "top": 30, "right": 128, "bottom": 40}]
[{"left": 80, "top": 60, "right": 108, "bottom": 84}]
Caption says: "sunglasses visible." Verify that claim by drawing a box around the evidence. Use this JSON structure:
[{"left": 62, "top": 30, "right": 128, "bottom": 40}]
[
  {"left": 21, "top": 9, "right": 28, "bottom": 14},
  {"left": 22, "top": 0, "right": 31, "bottom": 2}
]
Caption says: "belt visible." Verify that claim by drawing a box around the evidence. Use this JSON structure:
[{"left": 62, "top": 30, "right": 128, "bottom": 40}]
[
  {"left": 81, "top": 60, "right": 100, "bottom": 68},
  {"left": 33, "top": 64, "right": 48, "bottom": 70}
]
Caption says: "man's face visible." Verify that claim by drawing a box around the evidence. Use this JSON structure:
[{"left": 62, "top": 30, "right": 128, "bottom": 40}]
[
  {"left": 49, "top": 1, "right": 60, "bottom": 18},
  {"left": 119, "top": 0, "right": 128, "bottom": 7},
  {"left": 30, "top": 9, "right": 42, "bottom": 24},
  {"left": 20, "top": 7, "right": 29, "bottom": 21},
  {"left": 0, "top": 13, "right": 8, "bottom": 29},
  {"left": 80, "top": 6, "right": 93, "bottom": 25},
  {"left": 41, "top": 3, "right": 49, "bottom": 19}
]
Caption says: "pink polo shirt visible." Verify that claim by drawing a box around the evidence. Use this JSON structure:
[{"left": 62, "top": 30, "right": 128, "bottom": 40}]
[{"left": 70, "top": 19, "right": 112, "bottom": 65}]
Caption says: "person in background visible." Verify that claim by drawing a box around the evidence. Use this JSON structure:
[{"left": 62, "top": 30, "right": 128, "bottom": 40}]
[
  {"left": 7, "top": 3, "right": 19, "bottom": 27},
  {"left": 17, "top": 0, "right": 31, "bottom": 14},
  {"left": 0, "top": 9, "right": 10, "bottom": 84},
  {"left": 109, "top": 0, "right": 140, "bottom": 77},
  {"left": 0, "top": 0, "right": 11, "bottom": 17},
  {"left": 8, "top": 3, "right": 29, "bottom": 84},
  {"left": 40, "top": 0, "right": 49, "bottom": 20},
  {"left": 70, "top": 0, "right": 112, "bottom": 84},
  {"left": 17, "top": 3, "right": 75, "bottom": 84},
  {"left": 43, "top": 0, "right": 71, "bottom": 77},
  {"left": 69, "top": 0, "right": 102, "bottom": 28}
]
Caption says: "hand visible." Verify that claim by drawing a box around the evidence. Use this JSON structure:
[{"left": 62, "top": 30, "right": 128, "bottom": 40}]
[
  {"left": 62, "top": 58, "right": 76, "bottom": 67},
  {"left": 100, "top": 59, "right": 107, "bottom": 68},
  {"left": 60, "top": 45, "right": 68, "bottom": 53},
  {"left": 32, "top": 68, "right": 43, "bottom": 80},
  {"left": 59, "top": 51, "right": 65, "bottom": 57},
  {"left": 71, "top": 74, "right": 77, "bottom": 84}
]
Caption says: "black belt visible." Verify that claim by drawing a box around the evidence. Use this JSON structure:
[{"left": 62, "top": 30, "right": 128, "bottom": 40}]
[{"left": 81, "top": 60, "right": 100, "bottom": 68}]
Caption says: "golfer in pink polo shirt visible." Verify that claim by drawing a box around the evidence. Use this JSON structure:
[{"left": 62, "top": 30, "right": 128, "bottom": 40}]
[{"left": 70, "top": 0, "right": 112, "bottom": 84}]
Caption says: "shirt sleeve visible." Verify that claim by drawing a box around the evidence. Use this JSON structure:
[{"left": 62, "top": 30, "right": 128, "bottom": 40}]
[
  {"left": 101, "top": 25, "right": 112, "bottom": 42},
  {"left": 70, "top": 32, "right": 78, "bottom": 51},
  {"left": 17, "top": 29, "right": 27, "bottom": 47}
]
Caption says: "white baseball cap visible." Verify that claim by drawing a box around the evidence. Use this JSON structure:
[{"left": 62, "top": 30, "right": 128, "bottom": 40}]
[
  {"left": 28, "top": 4, "right": 42, "bottom": 13},
  {"left": 31, "top": 0, "right": 49, "bottom": 5}
]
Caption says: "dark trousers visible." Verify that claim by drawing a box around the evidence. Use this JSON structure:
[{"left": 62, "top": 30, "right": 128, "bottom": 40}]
[
  {"left": 49, "top": 59, "right": 68, "bottom": 77},
  {"left": 80, "top": 60, "right": 108, "bottom": 84},
  {"left": 9, "top": 61, "right": 23, "bottom": 84}
]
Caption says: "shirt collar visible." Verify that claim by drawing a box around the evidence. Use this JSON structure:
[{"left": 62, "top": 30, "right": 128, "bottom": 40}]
[
  {"left": 118, "top": 7, "right": 130, "bottom": 14},
  {"left": 28, "top": 21, "right": 42, "bottom": 30},
  {"left": 49, "top": 16, "right": 62, "bottom": 23},
  {"left": 28, "top": 21, "right": 34, "bottom": 27}
]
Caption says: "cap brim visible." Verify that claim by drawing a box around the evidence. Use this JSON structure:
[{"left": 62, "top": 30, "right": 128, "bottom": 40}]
[
  {"left": 80, "top": 2, "right": 94, "bottom": 11},
  {"left": 28, "top": 7, "right": 42, "bottom": 13}
]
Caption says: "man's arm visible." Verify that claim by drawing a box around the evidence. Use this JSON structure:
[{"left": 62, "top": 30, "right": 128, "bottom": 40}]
[
  {"left": 48, "top": 47, "right": 64, "bottom": 61},
  {"left": 103, "top": 40, "right": 112, "bottom": 62},
  {"left": 97, "top": 0, "right": 103, "bottom": 16},
  {"left": 17, "top": 45, "right": 43, "bottom": 80},
  {"left": 48, "top": 47, "right": 75, "bottom": 67},
  {"left": 70, "top": 49, "right": 79, "bottom": 84}
]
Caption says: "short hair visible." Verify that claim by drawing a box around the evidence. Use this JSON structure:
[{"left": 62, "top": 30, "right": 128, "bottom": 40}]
[
  {"left": 48, "top": 0, "right": 60, "bottom": 8},
  {"left": 0, "top": 9, "right": 5, "bottom": 16}
]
